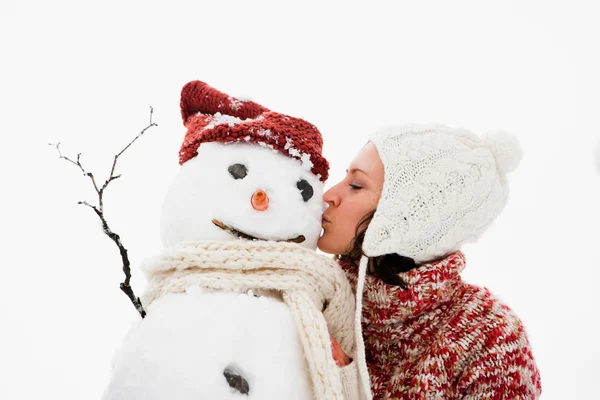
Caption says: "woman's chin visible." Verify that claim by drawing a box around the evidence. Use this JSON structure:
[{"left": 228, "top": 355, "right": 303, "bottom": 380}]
[
  {"left": 316, "top": 236, "right": 331, "bottom": 254},
  {"left": 317, "top": 233, "right": 340, "bottom": 255}
]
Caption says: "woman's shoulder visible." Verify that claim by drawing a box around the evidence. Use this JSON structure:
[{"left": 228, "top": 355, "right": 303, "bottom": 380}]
[
  {"left": 432, "top": 281, "right": 537, "bottom": 373},
  {"left": 444, "top": 282, "right": 542, "bottom": 397},
  {"left": 452, "top": 281, "right": 528, "bottom": 333}
]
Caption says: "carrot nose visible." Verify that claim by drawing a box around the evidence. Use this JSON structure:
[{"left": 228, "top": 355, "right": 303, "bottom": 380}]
[{"left": 251, "top": 189, "right": 269, "bottom": 211}]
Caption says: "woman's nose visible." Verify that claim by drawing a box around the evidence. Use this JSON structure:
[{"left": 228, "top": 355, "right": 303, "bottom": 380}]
[
  {"left": 323, "top": 185, "right": 340, "bottom": 207},
  {"left": 251, "top": 189, "right": 269, "bottom": 211}
]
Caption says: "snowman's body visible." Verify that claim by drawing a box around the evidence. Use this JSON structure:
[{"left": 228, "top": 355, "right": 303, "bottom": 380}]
[
  {"left": 102, "top": 141, "right": 326, "bottom": 400},
  {"left": 102, "top": 289, "right": 313, "bottom": 399}
]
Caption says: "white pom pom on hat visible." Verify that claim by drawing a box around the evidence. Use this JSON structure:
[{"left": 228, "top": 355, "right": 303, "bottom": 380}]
[{"left": 481, "top": 130, "right": 523, "bottom": 175}]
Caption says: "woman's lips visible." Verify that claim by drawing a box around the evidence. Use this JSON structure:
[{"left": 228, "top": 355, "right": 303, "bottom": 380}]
[{"left": 322, "top": 215, "right": 331, "bottom": 224}]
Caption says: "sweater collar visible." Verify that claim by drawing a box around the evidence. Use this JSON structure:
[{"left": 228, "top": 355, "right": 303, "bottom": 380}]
[{"left": 340, "top": 252, "right": 466, "bottom": 326}]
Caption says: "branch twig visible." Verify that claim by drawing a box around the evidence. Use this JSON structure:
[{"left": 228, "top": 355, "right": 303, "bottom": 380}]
[{"left": 51, "top": 106, "right": 158, "bottom": 318}]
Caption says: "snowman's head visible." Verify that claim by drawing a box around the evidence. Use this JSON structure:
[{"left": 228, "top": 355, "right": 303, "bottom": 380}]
[
  {"left": 161, "top": 141, "right": 325, "bottom": 249},
  {"left": 161, "top": 80, "right": 330, "bottom": 249}
]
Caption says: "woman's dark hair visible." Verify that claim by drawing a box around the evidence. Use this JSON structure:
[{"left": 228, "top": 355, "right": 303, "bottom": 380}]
[{"left": 338, "top": 210, "right": 418, "bottom": 289}]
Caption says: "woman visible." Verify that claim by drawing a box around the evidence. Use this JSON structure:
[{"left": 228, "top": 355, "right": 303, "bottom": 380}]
[{"left": 323, "top": 124, "right": 542, "bottom": 399}]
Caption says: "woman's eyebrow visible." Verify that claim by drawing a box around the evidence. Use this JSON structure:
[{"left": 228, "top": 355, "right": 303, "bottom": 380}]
[{"left": 346, "top": 168, "right": 368, "bottom": 175}]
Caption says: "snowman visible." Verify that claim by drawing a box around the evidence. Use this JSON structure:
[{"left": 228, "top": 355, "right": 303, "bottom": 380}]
[{"left": 101, "top": 81, "right": 356, "bottom": 400}]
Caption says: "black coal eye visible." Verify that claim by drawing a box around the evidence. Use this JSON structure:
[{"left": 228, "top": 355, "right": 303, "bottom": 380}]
[
  {"left": 228, "top": 164, "right": 247, "bottom": 180},
  {"left": 296, "top": 179, "right": 314, "bottom": 202}
]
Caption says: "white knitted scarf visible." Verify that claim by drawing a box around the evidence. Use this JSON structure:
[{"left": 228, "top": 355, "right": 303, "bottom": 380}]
[{"left": 141, "top": 240, "right": 356, "bottom": 400}]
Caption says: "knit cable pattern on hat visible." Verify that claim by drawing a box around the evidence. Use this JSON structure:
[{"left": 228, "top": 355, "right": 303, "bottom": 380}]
[
  {"left": 141, "top": 240, "right": 358, "bottom": 400},
  {"left": 363, "top": 124, "right": 521, "bottom": 263}
]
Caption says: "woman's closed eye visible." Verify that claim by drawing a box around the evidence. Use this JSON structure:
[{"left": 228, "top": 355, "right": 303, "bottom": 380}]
[{"left": 349, "top": 182, "right": 364, "bottom": 190}]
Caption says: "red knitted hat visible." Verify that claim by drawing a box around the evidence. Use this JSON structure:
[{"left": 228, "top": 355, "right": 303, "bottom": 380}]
[{"left": 179, "top": 81, "right": 329, "bottom": 181}]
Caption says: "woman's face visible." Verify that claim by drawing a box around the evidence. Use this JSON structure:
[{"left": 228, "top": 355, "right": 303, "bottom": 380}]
[{"left": 318, "top": 142, "right": 385, "bottom": 255}]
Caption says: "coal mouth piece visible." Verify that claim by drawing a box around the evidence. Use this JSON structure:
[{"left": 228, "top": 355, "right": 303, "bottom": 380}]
[{"left": 212, "top": 219, "right": 305, "bottom": 243}]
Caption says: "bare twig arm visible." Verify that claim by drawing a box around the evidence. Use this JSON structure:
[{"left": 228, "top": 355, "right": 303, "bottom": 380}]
[
  {"left": 106, "top": 106, "right": 157, "bottom": 195},
  {"left": 51, "top": 106, "right": 158, "bottom": 318},
  {"left": 78, "top": 200, "right": 147, "bottom": 318}
]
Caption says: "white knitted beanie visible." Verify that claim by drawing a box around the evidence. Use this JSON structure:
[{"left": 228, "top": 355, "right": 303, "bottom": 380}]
[
  {"left": 352, "top": 123, "right": 522, "bottom": 400},
  {"left": 363, "top": 123, "right": 522, "bottom": 261}
]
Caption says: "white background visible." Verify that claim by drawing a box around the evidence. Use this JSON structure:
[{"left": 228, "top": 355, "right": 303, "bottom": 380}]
[{"left": 1, "top": 1, "right": 599, "bottom": 399}]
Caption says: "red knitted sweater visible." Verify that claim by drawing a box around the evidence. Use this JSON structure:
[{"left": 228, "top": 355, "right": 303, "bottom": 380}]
[{"left": 340, "top": 252, "right": 542, "bottom": 399}]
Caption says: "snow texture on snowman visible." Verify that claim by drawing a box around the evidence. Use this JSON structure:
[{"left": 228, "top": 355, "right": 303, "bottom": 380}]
[{"left": 101, "top": 81, "right": 356, "bottom": 400}]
